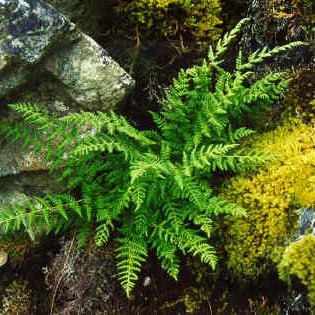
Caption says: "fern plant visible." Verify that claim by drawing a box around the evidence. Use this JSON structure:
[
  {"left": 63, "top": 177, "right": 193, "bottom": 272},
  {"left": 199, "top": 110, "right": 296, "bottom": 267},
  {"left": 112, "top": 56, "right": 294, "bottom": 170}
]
[{"left": 0, "top": 19, "right": 307, "bottom": 297}]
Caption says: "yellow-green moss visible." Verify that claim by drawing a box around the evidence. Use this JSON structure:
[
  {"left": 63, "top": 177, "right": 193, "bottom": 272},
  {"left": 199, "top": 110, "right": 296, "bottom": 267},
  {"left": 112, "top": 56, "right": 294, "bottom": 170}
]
[
  {"left": 219, "top": 117, "right": 315, "bottom": 280},
  {"left": 113, "top": 0, "right": 222, "bottom": 53},
  {"left": 278, "top": 234, "right": 315, "bottom": 307},
  {"left": 160, "top": 286, "right": 211, "bottom": 313}
]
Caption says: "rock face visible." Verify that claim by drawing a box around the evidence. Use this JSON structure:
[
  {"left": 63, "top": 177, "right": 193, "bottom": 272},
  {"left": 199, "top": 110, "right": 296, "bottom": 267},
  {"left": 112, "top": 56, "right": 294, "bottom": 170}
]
[
  {"left": 0, "top": 0, "right": 134, "bottom": 229},
  {"left": 0, "top": 0, "right": 134, "bottom": 109},
  {"left": 294, "top": 208, "right": 315, "bottom": 240}
]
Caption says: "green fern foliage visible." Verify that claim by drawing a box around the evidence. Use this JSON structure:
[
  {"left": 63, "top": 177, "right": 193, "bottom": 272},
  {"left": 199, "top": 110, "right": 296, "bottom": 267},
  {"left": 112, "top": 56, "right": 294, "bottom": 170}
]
[{"left": 0, "top": 19, "right": 307, "bottom": 297}]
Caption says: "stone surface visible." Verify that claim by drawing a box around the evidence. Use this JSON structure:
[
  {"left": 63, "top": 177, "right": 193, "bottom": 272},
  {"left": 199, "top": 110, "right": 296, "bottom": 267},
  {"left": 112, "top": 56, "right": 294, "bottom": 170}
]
[
  {"left": 0, "top": 250, "right": 8, "bottom": 267},
  {"left": 0, "top": 0, "right": 72, "bottom": 64},
  {"left": 0, "top": 0, "right": 79, "bottom": 97},
  {"left": 0, "top": 0, "right": 134, "bottom": 228},
  {"left": 44, "top": 33, "right": 133, "bottom": 111},
  {"left": 293, "top": 208, "right": 315, "bottom": 241}
]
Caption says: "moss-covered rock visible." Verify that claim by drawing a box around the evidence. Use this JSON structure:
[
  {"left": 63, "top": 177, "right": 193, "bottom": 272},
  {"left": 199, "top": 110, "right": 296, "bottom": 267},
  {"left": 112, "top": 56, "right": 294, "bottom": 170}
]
[
  {"left": 218, "top": 116, "right": 315, "bottom": 280},
  {"left": 278, "top": 233, "right": 315, "bottom": 310}
]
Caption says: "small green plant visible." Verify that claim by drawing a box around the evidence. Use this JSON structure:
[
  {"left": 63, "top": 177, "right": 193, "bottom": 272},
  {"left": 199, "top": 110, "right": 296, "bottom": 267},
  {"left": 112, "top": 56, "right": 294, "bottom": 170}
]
[{"left": 0, "top": 19, "right": 307, "bottom": 297}]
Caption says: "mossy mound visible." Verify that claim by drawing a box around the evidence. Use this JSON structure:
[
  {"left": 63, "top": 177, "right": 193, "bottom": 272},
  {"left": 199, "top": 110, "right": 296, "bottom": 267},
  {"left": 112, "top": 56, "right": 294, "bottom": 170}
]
[
  {"left": 218, "top": 116, "right": 315, "bottom": 280},
  {"left": 279, "top": 233, "right": 315, "bottom": 310}
]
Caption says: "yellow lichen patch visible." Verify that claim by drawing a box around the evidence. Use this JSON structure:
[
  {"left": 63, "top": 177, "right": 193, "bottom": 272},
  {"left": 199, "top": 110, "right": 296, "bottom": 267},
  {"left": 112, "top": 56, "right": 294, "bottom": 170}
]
[
  {"left": 278, "top": 234, "right": 315, "bottom": 307},
  {"left": 219, "top": 117, "right": 315, "bottom": 280}
]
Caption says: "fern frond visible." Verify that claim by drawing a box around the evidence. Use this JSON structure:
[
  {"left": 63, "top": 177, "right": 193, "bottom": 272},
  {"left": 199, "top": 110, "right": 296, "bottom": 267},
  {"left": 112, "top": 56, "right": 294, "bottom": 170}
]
[
  {"left": 8, "top": 103, "right": 57, "bottom": 130},
  {"left": 131, "top": 182, "right": 147, "bottom": 211},
  {"left": 162, "top": 202, "right": 184, "bottom": 234},
  {"left": 187, "top": 241, "right": 217, "bottom": 270},
  {"left": 134, "top": 208, "right": 150, "bottom": 237},
  {"left": 189, "top": 144, "right": 239, "bottom": 170},
  {"left": 94, "top": 219, "right": 114, "bottom": 246},
  {"left": 151, "top": 239, "right": 180, "bottom": 280},
  {"left": 0, "top": 194, "right": 83, "bottom": 239},
  {"left": 239, "top": 41, "right": 309, "bottom": 70},
  {"left": 130, "top": 153, "right": 168, "bottom": 183},
  {"left": 210, "top": 18, "right": 249, "bottom": 62},
  {"left": 116, "top": 237, "right": 148, "bottom": 298},
  {"left": 182, "top": 178, "right": 205, "bottom": 210},
  {"left": 192, "top": 214, "right": 213, "bottom": 238},
  {"left": 179, "top": 229, "right": 217, "bottom": 269},
  {"left": 206, "top": 196, "right": 246, "bottom": 216}
]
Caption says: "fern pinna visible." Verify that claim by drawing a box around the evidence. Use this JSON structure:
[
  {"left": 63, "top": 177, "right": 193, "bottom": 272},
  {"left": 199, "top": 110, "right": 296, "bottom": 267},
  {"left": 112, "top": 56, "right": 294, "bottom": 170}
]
[{"left": 0, "top": 19, "right": 307, "bottom": 297}]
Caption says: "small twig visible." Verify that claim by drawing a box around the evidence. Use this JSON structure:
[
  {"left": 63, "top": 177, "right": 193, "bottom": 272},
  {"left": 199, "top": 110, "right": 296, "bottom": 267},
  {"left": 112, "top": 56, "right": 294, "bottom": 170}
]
[{"left": 50, "top": 233, "right": 76, "bottom": 315}]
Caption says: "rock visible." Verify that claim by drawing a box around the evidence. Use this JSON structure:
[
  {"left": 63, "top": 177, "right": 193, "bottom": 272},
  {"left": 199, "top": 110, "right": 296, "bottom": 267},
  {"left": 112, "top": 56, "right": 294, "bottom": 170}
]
[
  {"left": 293, "top": 208, "right": 315, "bottom": 241},
  {"left": 0, "top": 250, "right": 8, "bottom": 267},
  {"left": 0, "top": 0, "right": 135, "bottom": 236},
  {"left": 0, "top": 0, "right": 134, "bottom": 107},
  {"left": 44, "top": 33, "right": 133, "bottom": 111},
  {"left": 0, "top": 0, "right": 79, "bottom": 97}
]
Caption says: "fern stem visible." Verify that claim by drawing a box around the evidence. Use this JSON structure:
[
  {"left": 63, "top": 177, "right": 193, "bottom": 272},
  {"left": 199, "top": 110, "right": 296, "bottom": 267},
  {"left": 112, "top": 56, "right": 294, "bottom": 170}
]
[{"left": 0, "top": 199, "right": 85, "bottom": 225}]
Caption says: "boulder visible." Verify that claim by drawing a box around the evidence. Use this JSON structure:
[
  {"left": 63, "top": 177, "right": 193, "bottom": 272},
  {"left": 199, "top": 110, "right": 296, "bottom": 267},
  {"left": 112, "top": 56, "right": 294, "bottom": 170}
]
[{"left": 0, "top": 0, "right": 134, "bottom": 231}]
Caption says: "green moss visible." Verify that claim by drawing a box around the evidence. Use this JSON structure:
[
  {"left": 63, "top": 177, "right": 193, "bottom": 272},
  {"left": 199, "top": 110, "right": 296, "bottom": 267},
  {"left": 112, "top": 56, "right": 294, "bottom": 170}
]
[{"left": 160, "top": 286, "right": 212, "bottom": 313}]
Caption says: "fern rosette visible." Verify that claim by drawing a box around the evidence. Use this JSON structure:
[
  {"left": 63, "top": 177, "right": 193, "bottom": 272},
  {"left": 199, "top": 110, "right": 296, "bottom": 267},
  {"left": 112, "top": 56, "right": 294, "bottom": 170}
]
[{"left": 0, "top": 19, "right": 308, "bottom": 296}]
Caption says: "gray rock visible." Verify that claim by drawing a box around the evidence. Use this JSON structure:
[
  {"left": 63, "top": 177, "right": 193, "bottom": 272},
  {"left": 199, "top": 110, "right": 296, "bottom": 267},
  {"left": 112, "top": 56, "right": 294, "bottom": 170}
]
[
  {"left": 44, "top": 33, "right": 133, "bottom": 111},
  {"left": 0, "top": 0, "right": 134, "bottom": 234},
  {"left": 0, "top": 0, "right": 134, "bottom": 104},
  {"left": 0, "top": 250, "right": 8, "bottom": 267},
  {"left": 293, "top": 208, "right": 315, "bottom": 241},
  {"left": 0, "top": 0, "right": 79, "bottom": 97},
  {"left": 0, "top": 0, "right": 73, "bottom": 64}
]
